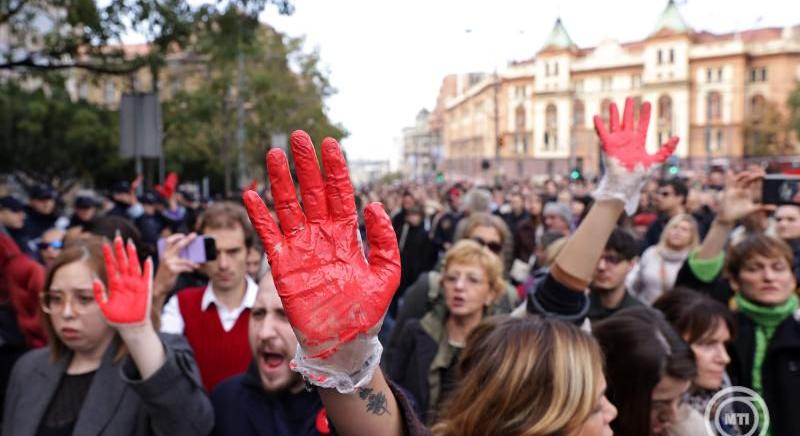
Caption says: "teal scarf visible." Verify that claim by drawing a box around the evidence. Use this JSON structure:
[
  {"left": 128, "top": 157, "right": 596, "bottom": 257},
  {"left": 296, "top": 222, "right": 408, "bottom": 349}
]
[{"left": 735, "top": 293, "right": 798, "bottom": 435}]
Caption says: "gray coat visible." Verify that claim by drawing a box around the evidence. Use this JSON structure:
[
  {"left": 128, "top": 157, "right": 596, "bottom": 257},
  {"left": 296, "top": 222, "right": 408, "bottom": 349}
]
[{"left": 2, "top": 333, "right": 213, "bottom": 436}]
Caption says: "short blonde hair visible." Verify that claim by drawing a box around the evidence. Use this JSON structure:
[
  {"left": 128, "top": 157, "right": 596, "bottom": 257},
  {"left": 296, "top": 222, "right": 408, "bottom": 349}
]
[{"left": 441, "top": 239, "right": 505, "bottom": 300}]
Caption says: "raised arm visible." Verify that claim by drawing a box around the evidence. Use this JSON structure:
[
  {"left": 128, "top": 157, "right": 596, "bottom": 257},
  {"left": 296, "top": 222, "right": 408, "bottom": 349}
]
[
  {"left": 696, "top": 169, "right": 769, "bottom": 260},
  {"left": 551, "top": 97, "right": 677, "bottom": 290},
  {"left": 243, "top": 131, "right": 406, "bottom": 436}
]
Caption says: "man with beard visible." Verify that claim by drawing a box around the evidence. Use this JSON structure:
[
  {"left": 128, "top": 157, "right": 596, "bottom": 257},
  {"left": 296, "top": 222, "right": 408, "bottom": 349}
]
[
  {"left": 211, "top": 273, "right": 332, "bottom": 436},
  {"left": 587, "top": 227, "right": 643, "bottom": 323}
]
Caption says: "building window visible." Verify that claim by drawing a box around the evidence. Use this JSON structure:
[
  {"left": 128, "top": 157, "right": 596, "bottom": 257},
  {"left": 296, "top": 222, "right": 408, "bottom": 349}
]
[
  {"left": 631, "top": 74, "right": 641, "bottom": 89},
  {"left": 545, "top": 103, "right": 558, "bottom": 151},
  {"left": 553, "top": 62, "right": 559, "bottom": 75},
  {"left": 575, "top": 79, "right": 584, "bottom": 92},
  {"left": 707, "top": 92, "right": 722, "bottom": 121},
  {"left": 600, "top": 98, "right": 612, "bottom": 124},
  {"left": 104, "top": 81, "right": 116, "bottom": 105},
  {"left": 515, "top": 105, "right": 527, "bottom": 154},
  {"left": 717, "top": 68, "right": 723, "bottom": 81},
  {"left": 657, "top": 49, "right": 662, "bottom": 65},
  {"left": 760, "top": 68, "right": 767, "bottom": 81},
  {"left": 545, "top": 63, "right": 550, "bottom": 77},
  {"left": 706, "top": 68, "right": 713, "bottom": 83},
  {"left": 657, "top": 95, "right": 673, "bottom": 144},
  {"left": 669, "top": 48, "right": 675, "bottom": 63},
  {"left": 716, "top": 129, "right": 723, "bottom": 151},
  {"left": 601, "top": 76, "right": 612, "bottom": 91},
  {"left": 572, "top": 100, "right": 585, "bottom": 128},
  {"left": 750, "top": 94, "right": 766, "bottom": 120}
]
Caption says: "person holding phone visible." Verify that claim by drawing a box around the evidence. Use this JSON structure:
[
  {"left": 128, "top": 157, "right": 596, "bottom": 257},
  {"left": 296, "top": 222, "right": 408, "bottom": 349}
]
[{"left": 157, "top": 203, "right": 259, "bottom": 392}]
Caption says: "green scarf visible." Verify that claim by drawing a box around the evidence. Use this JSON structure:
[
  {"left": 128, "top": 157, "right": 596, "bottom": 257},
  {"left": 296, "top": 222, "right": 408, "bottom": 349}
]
[{"left": 735, "top": 293, "right": 798, "bottom": 435}]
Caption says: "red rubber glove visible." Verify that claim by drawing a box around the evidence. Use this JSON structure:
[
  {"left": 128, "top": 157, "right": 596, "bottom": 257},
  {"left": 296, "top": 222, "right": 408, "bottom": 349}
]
[
  {"left": 243, "top": 130, "right": 400, "bottom": 392},
  {"left": 92, "top": 237, "right": 153, "bottom": 326},
  {"left": 592, "top": 97, "right": 679, "bottom": 215}
]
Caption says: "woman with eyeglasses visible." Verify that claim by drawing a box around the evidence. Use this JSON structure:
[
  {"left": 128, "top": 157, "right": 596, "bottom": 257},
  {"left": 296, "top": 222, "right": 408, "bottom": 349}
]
[
  {"left": 385, "top": 239, "right": 506, "bottom": 423},
  {"left": 385, "top": 212, "right": 518, "bottom": 366},
  {"left": 2, "top": 236, "right": 213, "bottom": 436},
  {"left": 593, "top": 306, "right": 698, "bottom": 436}
]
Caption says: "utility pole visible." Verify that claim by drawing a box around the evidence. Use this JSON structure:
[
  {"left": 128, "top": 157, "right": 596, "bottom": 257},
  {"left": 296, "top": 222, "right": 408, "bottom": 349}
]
[{"left": 236, "top": 51, "right": 247, "bottom": 189}]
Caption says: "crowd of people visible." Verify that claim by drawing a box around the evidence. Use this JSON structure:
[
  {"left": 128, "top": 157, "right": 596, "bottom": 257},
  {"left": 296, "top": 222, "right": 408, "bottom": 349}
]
[{"left": 0, "top": 98, "right": 799, "bottom": 435}]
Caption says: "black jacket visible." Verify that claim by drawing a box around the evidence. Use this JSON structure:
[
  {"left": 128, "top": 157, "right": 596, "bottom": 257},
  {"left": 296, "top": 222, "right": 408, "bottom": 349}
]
[
  {"left": 727, "top": 311, "right": 800, "bottom": 436},
  {"left": 212, "top": 362, "right": 331, "bottom": 436},
  {"left": 677, "top": 260, "right": 800, "bottom": 435}
]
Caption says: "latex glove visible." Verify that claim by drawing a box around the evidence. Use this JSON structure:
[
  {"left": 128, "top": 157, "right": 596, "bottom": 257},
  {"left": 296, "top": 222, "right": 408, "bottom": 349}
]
[
  {"left": 243, "top": 130, "right": 400, "bottom": 393},
  {"left": 92, "top": 237, "right": 153, "bottom": 326},
  {"left": 592, "top": 97, "right": 679, "bottom": 215}
]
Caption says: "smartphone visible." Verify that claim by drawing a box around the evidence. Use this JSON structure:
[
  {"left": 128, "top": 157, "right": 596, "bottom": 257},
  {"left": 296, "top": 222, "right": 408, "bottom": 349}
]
[
  {"left": 157, "top": 236, "right": 217, "bottom": 263},
  {"left": 762, "top": 175, "right": 800, "bottom": 205}
]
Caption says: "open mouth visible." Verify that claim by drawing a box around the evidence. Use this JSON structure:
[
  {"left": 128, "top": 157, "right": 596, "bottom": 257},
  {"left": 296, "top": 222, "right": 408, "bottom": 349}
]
[{"left": 261, "top": 352, "right": 287, "bottom": 370}]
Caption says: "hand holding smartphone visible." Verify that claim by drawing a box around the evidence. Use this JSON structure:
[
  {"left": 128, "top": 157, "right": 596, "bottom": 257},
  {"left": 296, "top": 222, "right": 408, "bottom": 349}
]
[
  {"left": 157, "top": 235, "right": 217, "bottom": 264},
  {"left": 762, "top": 175, "right": 800, "bottom": 205}
]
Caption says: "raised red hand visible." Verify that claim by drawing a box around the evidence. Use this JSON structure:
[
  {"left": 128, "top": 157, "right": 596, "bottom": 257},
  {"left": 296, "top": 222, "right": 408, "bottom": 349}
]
[
  {"left": 155, "top": 172, "right": 179, "bottom": 200},
  {"left": 92, "top": 237, "right": 153, "bottom": 325},
  {"left": 243, "top": 130, "right": 400, "bottom": 359},
  {"left": 593, "top": 97, "right": 678, "bottom": 171}
]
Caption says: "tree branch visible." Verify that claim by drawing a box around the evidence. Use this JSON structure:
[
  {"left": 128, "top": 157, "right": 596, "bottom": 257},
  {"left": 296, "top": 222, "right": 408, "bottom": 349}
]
[
  {"left": 0, "top": 56, "right": 147, "bottom": 75},
  {"left": 0, "top": 0, "right": 28, "bottom": 25}
]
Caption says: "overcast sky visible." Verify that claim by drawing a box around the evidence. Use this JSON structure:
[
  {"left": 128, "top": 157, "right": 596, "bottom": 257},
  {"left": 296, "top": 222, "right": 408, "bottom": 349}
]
[{"left": 207, "top": 0, "right": 799, "bottom": 165}]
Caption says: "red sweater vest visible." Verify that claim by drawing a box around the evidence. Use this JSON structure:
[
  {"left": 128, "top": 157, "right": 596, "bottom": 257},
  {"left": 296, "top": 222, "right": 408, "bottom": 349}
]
[{"left": 177, "top": 287, "right": 252, "bottom": 392}]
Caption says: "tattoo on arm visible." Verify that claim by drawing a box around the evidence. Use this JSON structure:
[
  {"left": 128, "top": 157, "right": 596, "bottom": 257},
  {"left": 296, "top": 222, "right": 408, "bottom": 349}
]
[{"left": 357, "top": 388, "right": 390, "bottom": 416}]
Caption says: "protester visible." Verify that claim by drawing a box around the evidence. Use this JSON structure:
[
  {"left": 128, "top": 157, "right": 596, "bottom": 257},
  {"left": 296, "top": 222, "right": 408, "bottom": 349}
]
[
  {"left": 653, "top": 287, "right": 739, "bottom": 435},
  {"left": 21, "top": 184, "right": 60, "bottom": 242},
  {"left": 386, "top": 239, "right": 505, "bottom": 422},
  {"left": 643, "top": 178, "right": 689, "bottom": 250},
  {"left": 240, "top": 97, "right": 676, "bottom": 435},
  {"left": 36, "top": 227, "right": 65, "bottom": 269},
  {"left": 593, "top": 307, "right": 699, "bottom": 436},
  {"left": 541, "top": 201, "right": 572, "bottom": 236},
  {"left": 774, "top": 203, "right": 800, "bottom": 278},
  {"left": 0, "top": 196, "right": 29, "bottom": 254},
  {"left": 628, "top": 213, "right": 699, "bottom": 304},
  {"left": 2, "top": 236, "right": 213, "bottom": 436},
  {"left": 212, "top": 273, "right": 330, "bottom": 436},
  {"left": 68, "top": 195, "right": 99, "bottom": 231},
  {"left": 159, "top": 202, "right": 258, "bottom": 392},
  {"left": 587, "top": 227, "right": 643, "bottom": 323}
]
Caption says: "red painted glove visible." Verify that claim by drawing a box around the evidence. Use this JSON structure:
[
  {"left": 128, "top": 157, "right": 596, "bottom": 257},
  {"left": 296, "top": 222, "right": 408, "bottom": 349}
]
[
  {"left": 155, "top": 172, "right": 179, "bottom": 200},
  {"left": 92, "top": 237, "right": 153, "bottom": 326},
  {"left": 243, "top": 130, "right": 400, "bottom": 392},
  {"left": 592, "top": 97, "right": 679, "bottom": 215}
]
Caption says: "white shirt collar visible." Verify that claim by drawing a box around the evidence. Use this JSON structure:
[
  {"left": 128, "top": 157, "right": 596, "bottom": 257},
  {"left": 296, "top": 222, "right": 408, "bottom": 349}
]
[{"left": 201, "top": 276, "right": 258, "bottom": 312}]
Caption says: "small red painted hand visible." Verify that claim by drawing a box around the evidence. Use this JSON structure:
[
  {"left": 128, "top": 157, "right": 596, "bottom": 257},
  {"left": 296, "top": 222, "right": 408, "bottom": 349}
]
[
  {"left": 592, "top": 97, "right": 680, "bottom": 215},
  {"left": 593, "top": 97, "right": 678, "bottom": 171},
  {"left": 92, "top": 237, "right": 153, "bottom": 326},
  {"left": 155, "top": 172, "right": 179, "bottom": 200},
  {"left": 243, "top": 131, "right": 400, "bottom": 364}
]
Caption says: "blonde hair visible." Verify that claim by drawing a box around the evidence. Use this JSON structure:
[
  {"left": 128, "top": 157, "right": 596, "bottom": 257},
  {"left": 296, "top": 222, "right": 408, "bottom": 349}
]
[
  {"left": 432, "top": 316, "right": 604, "bottom": 436},
  {"left": 441, "top": 239, "right": 505, "bottom": 300},
  {"left": 657, "top": 213, "right": 699, "bottom": 251}
]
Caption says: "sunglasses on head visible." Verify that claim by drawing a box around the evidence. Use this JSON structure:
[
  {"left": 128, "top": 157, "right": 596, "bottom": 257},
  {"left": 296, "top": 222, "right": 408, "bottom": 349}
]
[
  {"left": 471, "top": 237, "right": 503, "bottom": 254},
  {"left": 37, "top": 240, "right": 63, "bottom": 251}
]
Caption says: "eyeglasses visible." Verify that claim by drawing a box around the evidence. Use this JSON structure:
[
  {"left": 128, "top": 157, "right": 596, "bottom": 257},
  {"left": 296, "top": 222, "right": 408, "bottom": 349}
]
[
  {"left": 599, "top": 253, "right": 625, "bottom": 265},
  {"left": 37, "top": 240, "right": 63, "bottom": 251},
  {"left": 471, "top": 237, "right": 503, "bottom": 254},
  {"left": 39, "top": 291, "right": 98, "bottom": 315}
]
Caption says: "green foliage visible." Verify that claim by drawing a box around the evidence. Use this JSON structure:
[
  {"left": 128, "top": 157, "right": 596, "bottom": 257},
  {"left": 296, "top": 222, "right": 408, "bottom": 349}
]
[{"left": 0, "top": 78, "right": 128, "bottom": 189}]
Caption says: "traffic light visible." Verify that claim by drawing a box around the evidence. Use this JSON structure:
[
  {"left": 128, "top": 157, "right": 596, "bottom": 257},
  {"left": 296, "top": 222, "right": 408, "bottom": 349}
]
[{"left": 666, "top": 156, "right": 679, "bottom": 176}]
